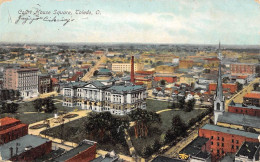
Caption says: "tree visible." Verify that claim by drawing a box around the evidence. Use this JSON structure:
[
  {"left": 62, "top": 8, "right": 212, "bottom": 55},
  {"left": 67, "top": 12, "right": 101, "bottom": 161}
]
[
  {"left": 85, "top": 112, "right": 129, "bottom": 144},
  {"left": 160, "top": 80, "right": 166, "bottom": 86},
  {"left": 142, "top": 145, "right": 153, "bottom": 158},
  {"left": 236, "top": 82, "right": 243, "bottom": 92},
  {"left": 93, "top": 70, "right": 99, "bottom": 76},
  {"left": 184, "top": 99, "right": 195, "bottom": 112},
  {"left": 33, "top": 98, "right": 56, "bottom": 113},
  {"left": 0, "top": 102, "right": 19, "bottom": 113},
  {"left": 178, "top": 97, "right": 185, "bottom": 109},
  {"left": 171, "top": 115, "right": 187, "bottom": 137},
  {"left": 129, "top": 108, "right": 161, "bottom": 138}
]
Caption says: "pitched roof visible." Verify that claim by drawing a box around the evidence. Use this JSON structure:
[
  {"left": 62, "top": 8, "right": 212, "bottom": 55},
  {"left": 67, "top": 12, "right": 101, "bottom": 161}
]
[
  {"left": 201, "top": 124, "right": 260, "bottom": 139},
  {"left": 0, "top": 117, "right": 20, "bottom": 127}
]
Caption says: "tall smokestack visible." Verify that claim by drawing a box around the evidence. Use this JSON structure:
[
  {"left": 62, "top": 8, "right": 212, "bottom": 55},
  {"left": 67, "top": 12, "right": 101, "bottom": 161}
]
[{"left": 131, "top": 56, "right": 135, "bottom": 84}]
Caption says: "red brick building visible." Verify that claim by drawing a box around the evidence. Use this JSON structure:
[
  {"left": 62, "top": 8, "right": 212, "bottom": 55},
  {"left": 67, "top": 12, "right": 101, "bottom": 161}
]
[
  {"left": 199, "top": 124, "right": 260, "bottom": 161},
  {"left": 0, "top": 117, "right": 52, "bottom": 161},
  {"left": 243, "top": 92, "right": 260, "bottom": 107},
  {"left": 154, "top": 75, "right": 177, "bottom": 83},
  {"left": 228, "top": 101, "right": 260, "bottom": 117},
  {"left": 54, "top": 140, "right": 97, "bottom": 162},
  {"left": 208, "top": 83, "right": 237, "bottom": 94},
  {"left": 230, "top": 63, "right": 258, "bottom": 75}
]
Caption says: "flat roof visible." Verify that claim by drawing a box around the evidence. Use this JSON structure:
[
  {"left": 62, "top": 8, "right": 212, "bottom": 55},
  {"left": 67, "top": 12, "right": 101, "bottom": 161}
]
[
  {"left": 236, "top": 142, "right": 260, "bottom": 160},
  {"left": 180, "top": 137, "right": 210, "bottom": 158},
  {"left": 54, "top": 141, "right": 94, "bottom": 161},
  {"left": 0, "top": 135, "right": 50, "bottom": 160},
  {"left": 201, "top": 124, "right": 260, "bottom": 139},
  {"left": 218, "top": 112, "right": 260, "bottom": 129},
  {"left": 229, "top": 102, "right": 260, "bottom": 110}
]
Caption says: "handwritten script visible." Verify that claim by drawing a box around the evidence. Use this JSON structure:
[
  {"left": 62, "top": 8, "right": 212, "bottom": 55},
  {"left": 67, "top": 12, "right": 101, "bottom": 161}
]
[{"left": 14, "top": 6, "right": 101, "bottom": 26}]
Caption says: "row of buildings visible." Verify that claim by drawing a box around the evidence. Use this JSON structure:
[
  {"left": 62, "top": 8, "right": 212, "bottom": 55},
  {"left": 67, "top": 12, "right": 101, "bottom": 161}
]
[{"left": 173, "top": 45, "right": 260, "bottom": 162}]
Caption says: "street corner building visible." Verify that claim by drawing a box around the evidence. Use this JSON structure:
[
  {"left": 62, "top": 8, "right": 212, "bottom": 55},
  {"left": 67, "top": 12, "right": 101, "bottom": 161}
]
[
  {"left": 62, "top": 81, "right": 147, "bottom": 115},
  {"left": 3, "top": 66, "right": 39, "bottom": 99},
  {"left": 0, "top": 117, "right": 52, "bottom": 161}
]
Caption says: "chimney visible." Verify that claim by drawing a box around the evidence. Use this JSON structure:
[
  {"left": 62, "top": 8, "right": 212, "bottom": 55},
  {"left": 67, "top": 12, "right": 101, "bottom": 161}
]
[{"left": 131, "top": 56, "right": 135, "bottom": 84}]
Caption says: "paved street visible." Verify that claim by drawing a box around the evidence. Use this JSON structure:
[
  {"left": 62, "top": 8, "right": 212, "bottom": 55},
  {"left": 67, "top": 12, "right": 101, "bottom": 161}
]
[
  {"left": 81, "top": 55, "right": 107, "bottom": 81},
  {"left": 225, "top": 78, "right": 260, "bottom": 110},
  {"left": 163, "top": 115, "right": 211, "bottom": 158}
]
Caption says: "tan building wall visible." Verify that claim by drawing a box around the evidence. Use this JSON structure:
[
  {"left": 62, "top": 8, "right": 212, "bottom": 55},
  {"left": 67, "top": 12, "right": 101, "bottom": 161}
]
[{"left": 112, "top": 63, "right": 144, "bottom": 72}]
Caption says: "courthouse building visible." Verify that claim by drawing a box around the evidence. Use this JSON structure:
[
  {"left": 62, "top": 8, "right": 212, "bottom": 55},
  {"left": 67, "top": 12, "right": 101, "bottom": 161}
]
[{"left": 62, "top": 81, "right": 147, "bottom": 115}]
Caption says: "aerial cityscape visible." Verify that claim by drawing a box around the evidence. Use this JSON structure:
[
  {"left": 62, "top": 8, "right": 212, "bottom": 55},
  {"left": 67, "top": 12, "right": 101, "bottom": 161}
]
[{"left": 0, "top": 0, "right": 260, "bottom": 162}]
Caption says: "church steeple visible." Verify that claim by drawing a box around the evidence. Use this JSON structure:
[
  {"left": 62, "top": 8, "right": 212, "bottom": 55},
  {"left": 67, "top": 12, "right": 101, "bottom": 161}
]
[
  {"left": 214, "top": 42, "right": 225, "bottom": 125},
  {"left": 216, "top": 42, "right": 224, "bottom": 101}
]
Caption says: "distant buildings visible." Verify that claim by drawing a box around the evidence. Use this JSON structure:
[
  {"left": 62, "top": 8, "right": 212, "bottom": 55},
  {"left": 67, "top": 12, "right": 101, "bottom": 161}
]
[
  {"left": 231, "top": 63, "right": 259, "bottom": 76},
  {"left": 243, "top": 92, "right": 260, "bottom": 107},
  {"left": 62, "top": 81, "right": 147, "bottom": 115},
  {"left": 111, "top": 62, "right": 144, "bottom": 72},
  {"left": 3, "top": 66, "right": 39, "bottom": 99}
]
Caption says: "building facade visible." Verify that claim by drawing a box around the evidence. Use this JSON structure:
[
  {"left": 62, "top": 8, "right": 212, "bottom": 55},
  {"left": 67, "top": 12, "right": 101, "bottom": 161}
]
[
  {"left": 62, "top": 81, "right": 147, "bottom": 115},
  {"left": 3, "top": 67, "right": 39, "bottom": 99},
  {"left": 243, "top": 92, "right": 260, "bottom": 107},
  {"left": 231, "top": 63, "right": 259, "bottom": 76},
  {"left": 111, "top": 63, "right": 144, "bottom": 72},
  {"left": 228, "top": 101, "right": 260, "bottom": 117},
  {"left": 38, "top": 74, "right": 51, "bottom": 94},
  {"left": 199, "top": 124, "right": 260, "bottom": 161}
]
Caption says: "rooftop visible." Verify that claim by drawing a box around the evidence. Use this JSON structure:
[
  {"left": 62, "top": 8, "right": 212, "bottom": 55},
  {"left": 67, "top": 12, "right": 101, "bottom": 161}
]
[
  {"left": 180, "top": 137, "right": 210, "bottom": 158},
  {"left": 201, "top": 124, "right": 260, "bottom": 139},
  {"left": 54, "top": 140, "right": 95, "bottom": 161},
  {"left": 0, "top": 117, "right": 20, "bottom": 127},
  {"left": 0, "top": 123, "right": 27, "bottom": 135},
  {"left": 106, "top": 84, "right": 144, "bottom": 93},
  {"left": 217, "top": 112, "right": 260, "bottom": 129},
  {"left": 244, "top": 92, "right": 260, "bottom": 99},
  {"left": 236, "top": 142, "right": 260, "bottom": 160},
  {"left": 229, "top": 101, "right": 260, "bottom": 110},
  {"left": 0, "top": 135, "right": 50, "bottom": 160}
]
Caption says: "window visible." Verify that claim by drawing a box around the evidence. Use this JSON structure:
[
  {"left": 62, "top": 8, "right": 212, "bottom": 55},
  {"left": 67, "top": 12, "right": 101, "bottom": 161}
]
[
  {"left": 217, "top": 149, "right": 219, "bottom": 153},
  {"left": 232, "top": 145, "right": 234, "bottom": 149},
  {"left": 217, "top": 136, "right": 220, "bottom": 140},
  {"left": 222, "top": 150, "right": 224, "bottom": 154},
  {"left": 222, "top": 137, "right": 224, "bottom": 141},
  {"left": 217, "top": 142, "right": 219, "bottom": 146},
  {"left": 211, "top": 142, "right": 213, "bottom": 145},
  {"left": 232, "top": 139, "right": 234, "bottom": 143},
  {"left": 217, "top": 103, "right": 220, "bottom": 110},
  {"left": 236, "top": 146, "right": 239, "bottom": 149},
  {"left": 236, "top": 140, "right": 239, "bottom": 144}
]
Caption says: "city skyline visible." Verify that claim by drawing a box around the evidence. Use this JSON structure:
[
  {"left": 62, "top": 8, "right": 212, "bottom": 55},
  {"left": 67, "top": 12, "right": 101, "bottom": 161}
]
[{"left": 0, "top": 0, "right": 260, "bottom": 45}]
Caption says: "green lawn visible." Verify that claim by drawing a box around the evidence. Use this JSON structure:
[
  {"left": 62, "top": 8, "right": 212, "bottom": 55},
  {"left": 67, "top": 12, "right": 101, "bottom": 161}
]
[
  {"left": 146, "top": 99, "right": 172, "bottom": 112},
  {"left": 159, "top": 109, "right": 205, "bottom": 131},
  {"left": 41, "top": 117, "right": 130, "bottom": 155},
  {"left": 0, "top": 113, "right": 54, "bottom": 125}
]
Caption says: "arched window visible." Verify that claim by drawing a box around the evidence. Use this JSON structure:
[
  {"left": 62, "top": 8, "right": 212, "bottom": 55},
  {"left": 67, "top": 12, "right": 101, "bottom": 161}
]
[{"left": 217, "top": 103, "right": 220, "bottom": 110}]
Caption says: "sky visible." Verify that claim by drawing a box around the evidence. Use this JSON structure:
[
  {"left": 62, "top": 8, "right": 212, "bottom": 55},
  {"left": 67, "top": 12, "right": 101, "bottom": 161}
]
[{"left": 0, "top": 0, "right": 259, "bottom": 44}]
